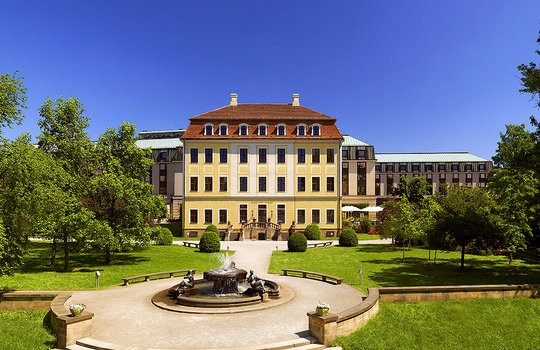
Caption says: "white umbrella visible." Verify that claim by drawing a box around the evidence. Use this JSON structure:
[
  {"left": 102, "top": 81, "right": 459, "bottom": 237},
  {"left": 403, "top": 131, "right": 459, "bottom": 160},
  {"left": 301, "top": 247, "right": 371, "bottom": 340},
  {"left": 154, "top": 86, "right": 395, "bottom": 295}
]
[
  {"left": 359, "top": 206, "right": 384, "bottom": 212},
  {"left": 341, "top": 205, "right": 361, "bottom": 212}
]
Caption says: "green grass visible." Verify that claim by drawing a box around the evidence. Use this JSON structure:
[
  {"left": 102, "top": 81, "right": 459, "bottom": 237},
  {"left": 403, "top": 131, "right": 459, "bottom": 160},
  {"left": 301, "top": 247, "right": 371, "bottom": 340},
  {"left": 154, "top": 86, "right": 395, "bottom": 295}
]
[
  {"left": 334, "top": 298, "right": 540, "bottom": 350},
  {"left": 0, "top": 242, "right": 223, "bottom": 290},
  {"left": 0, "top": 310, "right": 56, "bottom": 350},
  {"left": 269, "top": 244, "right": 540, "bottom": 291},
  {"left": 320, "top": 233, "right": 381, "bottom": 241}
]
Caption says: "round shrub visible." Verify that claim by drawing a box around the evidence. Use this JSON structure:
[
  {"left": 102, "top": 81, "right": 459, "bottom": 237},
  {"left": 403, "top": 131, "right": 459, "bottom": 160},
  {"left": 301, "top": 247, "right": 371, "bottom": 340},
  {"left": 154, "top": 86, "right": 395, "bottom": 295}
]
[
  {"left": 205, "top": 224, "right": 219, "bottom": 234},
  {"left": 304, "top": 224, "right": 321, "bottom": 240},
  {"left": 199, "top": 231, "right": 221, "bottom": 253},
  {"left": 359, "top": 217, "right": 372, "bottom": 233},
  {"left": 339, "top": 228, "right": 358, "bottom": 247},
  {"left": 154, "top": 227, "right": 173, "bottom": 245},
  {"left": 288, "top": 232, "right": 307, "bottom": 252}
]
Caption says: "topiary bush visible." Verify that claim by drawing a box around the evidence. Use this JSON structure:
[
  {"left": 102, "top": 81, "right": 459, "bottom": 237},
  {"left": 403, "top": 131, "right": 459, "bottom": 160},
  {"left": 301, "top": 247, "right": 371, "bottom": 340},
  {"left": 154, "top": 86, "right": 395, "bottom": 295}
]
[
  {"left": 205, "top": 224, "right": 219, "bottom": 234},
  {"left": 339, "top": 227, "right": 358, "bottom": 247},
  {"left": 199, "top": 231, "right": 220, "bottom": 253},
  {"left": 359, "top": 216, "right": 372, "bottom": 233},
  {"left": 288, "top": 232, "right": 307, "bottom": 252},
  {"left": 154, "top": 227, "right": 173, "bottom": 245},
  {"left": 304, "top": 224, "right": 321, "bottom": 240}
]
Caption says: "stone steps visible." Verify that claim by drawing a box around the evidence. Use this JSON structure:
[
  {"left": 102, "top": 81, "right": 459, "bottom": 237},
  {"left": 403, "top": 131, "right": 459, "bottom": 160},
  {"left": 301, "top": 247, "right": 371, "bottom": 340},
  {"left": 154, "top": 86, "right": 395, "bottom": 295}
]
[{"left": 64, "top": 337, "right": 326, "bottom": 350}]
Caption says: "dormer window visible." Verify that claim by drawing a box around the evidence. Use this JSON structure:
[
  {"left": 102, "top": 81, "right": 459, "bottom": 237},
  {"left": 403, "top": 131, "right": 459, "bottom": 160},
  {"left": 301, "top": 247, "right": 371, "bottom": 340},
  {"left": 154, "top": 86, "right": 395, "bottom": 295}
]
[
  {"left": 239, "top": 124, "right": 249, "bottom": 136},
  {"left": 204, "top": 124, "right": 214, "bottom": 136},
  {"left": 311, "top": 124, "right": 321, "bottom": 136},
  {"left": 277, "top": 124, "right": 286, "bottom": 136},
  {"left": 218, "top": 124, "right": 229, "bottom": 136},
  {"left": 258, "top": 124, "right": 267, "bottom": 136},
  {"left": 297, "top": 124, "right": 306, "bottom": 136}
]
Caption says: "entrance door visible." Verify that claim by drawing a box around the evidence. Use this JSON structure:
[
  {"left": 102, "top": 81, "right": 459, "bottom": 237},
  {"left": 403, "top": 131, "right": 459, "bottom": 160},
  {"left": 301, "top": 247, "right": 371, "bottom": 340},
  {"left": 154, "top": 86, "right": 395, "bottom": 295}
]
[{"left": 257, "top": 204, "right": 267, "bottom": 223}]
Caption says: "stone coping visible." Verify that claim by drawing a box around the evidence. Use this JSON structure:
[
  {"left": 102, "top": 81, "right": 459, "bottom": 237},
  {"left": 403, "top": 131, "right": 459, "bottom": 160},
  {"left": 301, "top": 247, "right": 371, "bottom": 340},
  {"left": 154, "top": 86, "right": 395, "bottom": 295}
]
[
  {"left": 378, "top": 284, "right": 537, "bottom": 294},
  {"left": 335, "top": 288, "right": 379, "bottom": 322},
  {"left": 50, "top": 292, "right": 94, "bottom": 324}
]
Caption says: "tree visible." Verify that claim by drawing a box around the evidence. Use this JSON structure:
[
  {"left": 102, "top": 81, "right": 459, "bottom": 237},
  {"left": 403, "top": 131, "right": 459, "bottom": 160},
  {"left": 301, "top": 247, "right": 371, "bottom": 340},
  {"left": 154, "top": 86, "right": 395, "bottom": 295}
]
[
  {"left": 37, "top": 96, "right": 95, "bottom": 270},
  {"left": 0, "top": 71, "right": 27, "bottom": 136},
  {"left": 83, "top": 122, "right": 166, "bottom": 263},
  {"left": 394, "top": 175, "right": 431, "bottom": 204},
  {"left": 433, "top": 186, "right": 501, "bottom": 269},
  {"left": 517, "top": 31, "right": 540, "bottom": 110}
]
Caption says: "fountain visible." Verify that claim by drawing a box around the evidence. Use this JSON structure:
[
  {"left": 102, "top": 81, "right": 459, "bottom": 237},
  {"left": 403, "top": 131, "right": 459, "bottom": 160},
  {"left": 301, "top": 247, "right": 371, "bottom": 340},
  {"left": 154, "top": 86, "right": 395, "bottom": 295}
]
[{"left": 161, "top": 253, "right": 280, "bottom": 310}]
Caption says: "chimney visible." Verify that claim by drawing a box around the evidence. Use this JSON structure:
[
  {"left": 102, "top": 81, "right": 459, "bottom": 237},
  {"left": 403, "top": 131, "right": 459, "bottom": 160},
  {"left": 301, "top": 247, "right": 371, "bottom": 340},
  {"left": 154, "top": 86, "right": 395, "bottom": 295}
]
[
  {"left": 230, "top": 93, "right": 238, "bottom": 106},
  {"left": 292, "top": 93, "right": 300, "bottom": 106}
]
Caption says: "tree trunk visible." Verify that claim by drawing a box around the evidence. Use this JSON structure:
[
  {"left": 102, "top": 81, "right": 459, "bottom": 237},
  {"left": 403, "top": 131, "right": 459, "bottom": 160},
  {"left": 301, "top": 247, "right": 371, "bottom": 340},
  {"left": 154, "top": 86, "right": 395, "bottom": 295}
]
[
  {"left": 63, "top": 233, "right": 69, "bottom": 271},
  {"left": 509, "top": 253, "right": 513, "bottom": 265},
  {"left": 461, "top": 245, "right": 465, "bottom": 269},
  {"left": 402, "top": 239, "right": 405, "bottom": 261},
  {"left": 434, "top": 249, "right": 437, "bottom": 265},
  {"left": 105, "top": 247, "right": 111, "bottom": 264},
  {"left": 428, "top": 249, "right": 431, "bottom": 261},
  {"left": 50, "top": 238, "right": 57, "bottom": 267}
]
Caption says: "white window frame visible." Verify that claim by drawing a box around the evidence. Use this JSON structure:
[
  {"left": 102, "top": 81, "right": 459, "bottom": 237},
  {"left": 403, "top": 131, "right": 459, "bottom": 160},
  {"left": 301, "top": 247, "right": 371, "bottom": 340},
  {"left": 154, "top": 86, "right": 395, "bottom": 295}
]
[
  {"left": 218, "top": 123, "right": 229, "bottom": 136},
  {"left": 297, "top": 124, "right": 307, "bottom": 136},
  {"left": 204, "top": 123, "right": 214, "bottom": 136},
  {"left": 258, "top": 124, "right": 268, "bottom": 136},
  {"left": 239, "top": 123, "right": 249, "bottom": 136},
  {"left": 277, "top": 124, "right": 286, "bottom": 136},
  {"left": 311, "top": 124, "right": 321, "bottom": 136}
]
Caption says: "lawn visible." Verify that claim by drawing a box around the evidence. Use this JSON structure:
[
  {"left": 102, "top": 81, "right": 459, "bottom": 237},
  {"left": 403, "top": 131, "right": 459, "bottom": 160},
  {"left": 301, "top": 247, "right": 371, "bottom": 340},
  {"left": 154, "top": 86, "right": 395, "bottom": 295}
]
[
  {"left": 269, "top": 244, "right": 540, "bottom": 291},
  {"left": 334, "top": 298, "right": 540, "bottom": 350},
  {"left": 0, "top": 242, "right": 223, "bottom": 290},
  {"left": 0, "top": 310, "right": 56, "bottom": 350},
  {"left": 320, "top": 233, "right": 382, "bottom": 241}
]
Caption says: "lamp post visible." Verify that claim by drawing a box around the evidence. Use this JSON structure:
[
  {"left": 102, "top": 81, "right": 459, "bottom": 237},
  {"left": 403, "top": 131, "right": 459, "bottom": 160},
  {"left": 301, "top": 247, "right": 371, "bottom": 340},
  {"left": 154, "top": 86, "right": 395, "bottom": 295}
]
[{"left": 95, "top": 270, "right": 101, "bottom": 288}]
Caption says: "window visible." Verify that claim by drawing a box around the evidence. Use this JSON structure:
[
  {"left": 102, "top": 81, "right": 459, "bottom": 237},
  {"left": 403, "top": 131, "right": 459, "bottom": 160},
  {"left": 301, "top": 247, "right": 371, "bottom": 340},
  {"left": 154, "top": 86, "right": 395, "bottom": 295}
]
[
  {"left": 375, "top": 174, "right": 380, "bottom": 196},
  {"left": 479, "top": 163, "right": 486, "bottom": 171},
  {"left": 158, "top": 151, "right": 167, "bottom": 161},
  {"left": 327, "top": 149, "right": 335, "bottom": 163},
  {"left": 219, "top": 177, "right": 227, "bottom": 192},
  {"left": 465, "top": 164, "right": 472, "bottom": 171},
  {"left": 342, "top": 162, "right": 349, "bottom": 195},
  {"left": 297, "top": 209, "right": 306, "bottom": 224},
  {"left": 204, "top": 124, "right": 213, "bottom": 136},
  {"left": 452, "top": 173, "right": 459, "bottom": 184},
  {"left": 189, "top": 209, "right": 198, "bottom": 224},
  {"left": 399, "top": 164, "right": 407, "bottom": 172},
  {"left": 277, "top": 204, "right": 286, "bottom": 223},
  {"left": 466, "top": 173, "right": 473, "bottom": 186},
  {"left": 219, "top": 148, "right": 227, "bottom": 163},
  {"left": 258, "top": 177, "right": 267, "bottom": 192},
  {"left": 277, "top": 148, "right": 286, "bottom": 163},
  {"left": 204, "top": 209, "right": 212, "bottom": 224},
  {"left": 219, "top": 209, "right": 227, "bottom": 224},
  {"left": 312, "top": 209, "right": 320, "bottom": 224},
  {"left": 239, "top": 204, "right": 248, "bottom": 223},
  {"left": 438, "top": 164, "right": 446, "bottom": 172},
  {"left": 452, "top": 164, "right": 459, "bottom": 172},
  {"left": 312, "top": 177, "right": 320, "bottom": 192},
  {"left": 297, "top": 125, "right": 306, "bottom": 136},
  {"left": 386, "top": 175, "right": 394, "bottom": 196},
  {"left": 190, "top": 148, "right": 198, "bottom": 163},
  {"left": 375, "top": 164, "right": 381, "bottom": 172},
  {"left": 239, "top": 124, "right": 248, "bottom": 136},
  {"left": 298, "top": 148, "right": 306, "bottom": 163},
  {"left": 357, "top": 162, "right": 366, "bottom": 195},
  {"left": 219, "top": 124, "right": 228, "bottom": 136},
  {"left": 311, "top": 125, "right": 320, "bottom": 136},
  {"left": 386, "top": 164, "right": 394, "bottom": 172},
  {"left": 239, "top": 177, "right": 248, "bottom": 192},
  {"left": 479, "top": 173, "right": 486, "bottom": 187},
  {"left": 258, "top": 124, "right": 267, "bottom": 136},
  {"left": 190, "top": 177, "right": 198, "bottom": 192},
  {"left": 239, "top": 148, "right": 248, "bottom": 163},
  {"left": 439, "top": 173, "right": 446, "bottom": 183},
  {"left": 356, "top": 149, "right": 365, "bottom": 159},
  {"left": 297, "top": 177, "right": 306, "bottom": 192},
  {"left": 342, "top": 149, "right": 349, "bottom": 160},
  {"left": 205, "top": 148, "right": 213, "bottom": 163},
  {"left": 326, "top": 177, "right": 335, "bottom": 192},
  {"left": 326, "top": 209, "right": 335, "bottom": 224},
  {"left": 425, "top": 164, "right": 433, "bottom": 172},
  {"left": 204, "top": 177, "right": 213, "bottom": 192},
  {"left": 312, "top": 149, "right": 320, "bottom": 163},
  {"left": 412, "top": 164, "right": 420, "bottom": 172},
  {"left": 159, "top": 163, "right": 167, "bottom": 194},
  {"left": 277, "top": 125, "right": 286, "bottom": 136},
  {"left": 258, "top": 148, "right": 267, "bottom": 163},
  {"left": 277, "top": 176, "right": 286, "bottom": 192}
]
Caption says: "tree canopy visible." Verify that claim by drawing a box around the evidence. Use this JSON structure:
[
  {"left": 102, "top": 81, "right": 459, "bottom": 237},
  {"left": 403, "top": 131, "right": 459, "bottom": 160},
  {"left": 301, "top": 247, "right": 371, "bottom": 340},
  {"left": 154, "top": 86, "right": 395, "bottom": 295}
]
[{"left": 0, "top": 71, "right": 27, "bottom": 135}]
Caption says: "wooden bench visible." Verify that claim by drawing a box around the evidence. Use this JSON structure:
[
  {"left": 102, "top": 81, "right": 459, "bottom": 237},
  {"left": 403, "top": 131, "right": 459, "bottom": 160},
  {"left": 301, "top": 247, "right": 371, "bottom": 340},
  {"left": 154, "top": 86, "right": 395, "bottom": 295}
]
[
  {"left": 282, "top": 269, "right": 343, "bottom": 285},
  {"left": 182, "top": 241, "right": 200, "bottom": 248},
  {"left": 307, "top": 241, "right": 333, "bottom": 248},
  {"left": 122, "top": 269, "right": 196, "bottom": 286}
]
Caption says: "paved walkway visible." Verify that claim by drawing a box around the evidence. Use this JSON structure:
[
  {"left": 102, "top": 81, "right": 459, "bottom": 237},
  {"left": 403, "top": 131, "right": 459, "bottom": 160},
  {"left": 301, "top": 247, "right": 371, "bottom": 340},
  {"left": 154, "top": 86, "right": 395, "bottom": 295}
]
[{"left": 69, "top": 240, "right": 372, "bottom": 349}]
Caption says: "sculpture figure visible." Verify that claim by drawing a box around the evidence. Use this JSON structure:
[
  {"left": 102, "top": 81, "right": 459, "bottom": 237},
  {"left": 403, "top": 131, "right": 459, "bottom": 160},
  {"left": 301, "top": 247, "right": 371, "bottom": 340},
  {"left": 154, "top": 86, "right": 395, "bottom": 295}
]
[{"left": 247, "top": 269, "right": 266, "bottom": 297}]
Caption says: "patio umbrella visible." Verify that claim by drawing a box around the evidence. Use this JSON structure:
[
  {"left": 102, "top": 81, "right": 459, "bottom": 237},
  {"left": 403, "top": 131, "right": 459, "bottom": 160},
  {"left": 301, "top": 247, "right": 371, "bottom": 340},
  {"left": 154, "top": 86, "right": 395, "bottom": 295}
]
[
  {"left": 359, "top": 206, "right": 384, "bottom": 212},
  {"left": 341, "top": 205, "right": 361, "bottom": 212}
]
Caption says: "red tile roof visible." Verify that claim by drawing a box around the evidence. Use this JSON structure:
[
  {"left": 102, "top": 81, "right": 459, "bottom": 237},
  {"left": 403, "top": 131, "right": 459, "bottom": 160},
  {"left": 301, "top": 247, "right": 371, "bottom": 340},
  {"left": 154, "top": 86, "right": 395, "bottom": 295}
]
[{"left": 182, "top": 104, "right": 343, "bottom": 140}]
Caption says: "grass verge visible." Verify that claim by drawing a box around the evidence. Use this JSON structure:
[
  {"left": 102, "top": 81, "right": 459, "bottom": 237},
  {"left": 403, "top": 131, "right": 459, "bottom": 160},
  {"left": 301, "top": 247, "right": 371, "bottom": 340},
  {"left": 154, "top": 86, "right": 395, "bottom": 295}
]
[
  {"left": 334, "top": 298, "right": 540, "bottom": 350},
  {"left": 0, "top": 310, "right": 56, "bottom": 350}
]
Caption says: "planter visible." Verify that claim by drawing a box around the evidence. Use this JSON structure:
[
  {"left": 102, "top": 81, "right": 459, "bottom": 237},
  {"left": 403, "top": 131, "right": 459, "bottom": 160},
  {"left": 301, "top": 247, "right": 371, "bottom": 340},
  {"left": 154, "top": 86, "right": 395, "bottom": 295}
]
[
  {"left": 69, "top": 304, "right": 86, "bottom": 317},
  {"left": 316, "top": 306, "right": 329, "bottom": 316}
]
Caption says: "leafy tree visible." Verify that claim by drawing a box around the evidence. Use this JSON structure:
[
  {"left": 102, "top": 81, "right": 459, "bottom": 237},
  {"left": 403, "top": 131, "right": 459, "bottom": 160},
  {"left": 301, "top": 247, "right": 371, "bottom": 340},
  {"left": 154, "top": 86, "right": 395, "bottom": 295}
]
[
  {"left": 394, "top": 175, "right": 431, "bottom": 204},
  {"left": 433, "top": 186, "right": 501, "bottom": 269},
  {"left": 0, "top": 71, "right": 27, "bottom": 136},
  {"left": 517, "top": 31, "right": 540, "bottom": 110},
  {"left": 383, "top": 196, "right": 424, "bottom": 261}
]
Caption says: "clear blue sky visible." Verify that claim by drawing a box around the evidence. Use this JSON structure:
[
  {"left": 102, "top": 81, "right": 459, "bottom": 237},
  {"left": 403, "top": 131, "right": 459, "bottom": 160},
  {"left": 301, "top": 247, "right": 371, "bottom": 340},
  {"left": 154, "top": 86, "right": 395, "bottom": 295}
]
[{"left": 2, "top": 1, "right": 539, "bottom": 159}]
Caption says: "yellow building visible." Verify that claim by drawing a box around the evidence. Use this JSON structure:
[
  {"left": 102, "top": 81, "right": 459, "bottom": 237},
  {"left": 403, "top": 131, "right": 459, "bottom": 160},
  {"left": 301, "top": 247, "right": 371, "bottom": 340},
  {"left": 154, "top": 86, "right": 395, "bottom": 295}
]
[{"left": 181, "top": 93, "right": 343, "bottom": 238}]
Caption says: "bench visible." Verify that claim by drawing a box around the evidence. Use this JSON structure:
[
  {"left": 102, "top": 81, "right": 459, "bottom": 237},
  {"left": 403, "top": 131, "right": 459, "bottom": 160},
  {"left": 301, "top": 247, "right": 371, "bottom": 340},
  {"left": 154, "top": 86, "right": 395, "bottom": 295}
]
[
  {"left": 282, "top": 269, "right": 343, "bottom": 285},
  {"left": 122, "top": 269, "right": 196, "bottom": 286},
  {"left": 307, "top": 241, "right": 333, "bottom": 248},
  {"left": 182, "top": 241, "right": 200, "bottom": 248}
]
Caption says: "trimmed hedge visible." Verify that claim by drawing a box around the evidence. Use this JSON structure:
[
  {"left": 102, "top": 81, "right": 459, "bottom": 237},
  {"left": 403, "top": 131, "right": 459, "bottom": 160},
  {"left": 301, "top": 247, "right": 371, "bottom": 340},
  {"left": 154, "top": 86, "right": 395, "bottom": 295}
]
[
  {"left": 200, "top": 231, "right": 220, "bottom": 253},
  {"left": 339, "top": 227, "right": 358, "bottom": 247},
  {"left": 288, "top": 232, "right": 307, "bottom": 252},
  {"left": 154, "top": 227, "right": 174, "bottom": 245},
  {"left": 205, "top": 224, "right": 219, "bottom": 234},
  {"left": 304, "top": 224, "right": 321, "bottom": 240}
]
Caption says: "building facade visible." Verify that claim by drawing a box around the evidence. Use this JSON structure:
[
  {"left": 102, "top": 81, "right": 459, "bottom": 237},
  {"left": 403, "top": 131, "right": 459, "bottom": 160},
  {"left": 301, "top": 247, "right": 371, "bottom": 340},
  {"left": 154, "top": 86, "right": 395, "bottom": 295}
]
[{"left": 180, "top": 94, "right": 343, "bottom": 237}]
